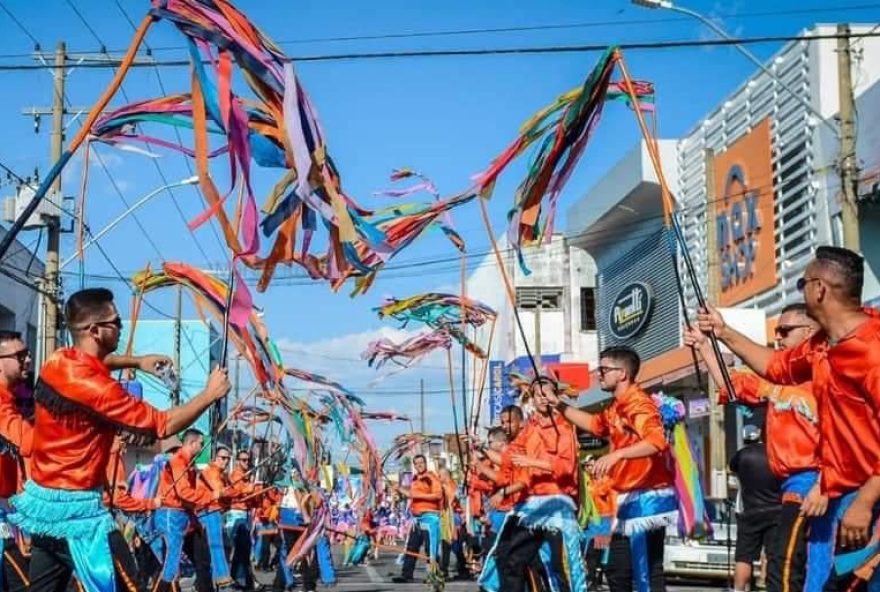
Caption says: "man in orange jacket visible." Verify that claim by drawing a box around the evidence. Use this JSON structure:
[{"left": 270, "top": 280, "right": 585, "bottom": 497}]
[
  {"left": 0, "top": 331, "right": 34, "bottom": 592},
  {"left": 227, "top": 449, "right": 257, "bottom": 590},
  {"left": 392, "top": 454, "right": 443, "bottom": 584},
  {"left": 550, "top": 347, "right": 675, "bottom": 592},
  {"left": 685, "top": 301, "right": 819, "bottom": 592},
  {"left": 154, "top": 429, "right": 219, "bottom": 591},
  {"left": 697, "top": 246, "right": 880, "bottom": 591},
  {"left": 196, "top": 446, "right": 237, "bottom": 590}
]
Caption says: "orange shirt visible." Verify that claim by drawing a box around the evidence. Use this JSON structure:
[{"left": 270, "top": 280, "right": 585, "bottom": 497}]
[
  {"left": 197, "top": 464, "right": 230, "bottom": 512},
  {"left": 719, "top": 372, "right": 819, "bottom": 479},
  {"left": 31, "top": 348, "right": 169, "bottom": 490},
  {"left": 159, "top": 448, "right": 213, "bottom": 511},
  {"left": 584, "top": 385, "right": 673, "bottom": 493},
  {"left": 765, "top": 309, "right": 880, "bottom": 497},
  {"left": 501, "top": 411, "right": 579, "bottom": 500},
  {"left": 229, "top": 466, "right": 255, "bottom": 510},
  {"left": 440, "top": 476, "right": 461, "bottom": 513},
  {"left": 409, "top": 471, "right": 442, "bottom": 515},
  {"left": 0, "top": 384, "right": 32, "bottom": 499}
]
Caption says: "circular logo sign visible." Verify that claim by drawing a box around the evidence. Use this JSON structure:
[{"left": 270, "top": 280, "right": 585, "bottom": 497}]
[{"left": 609, "top": 282, "right": 653, "bottom": 340}]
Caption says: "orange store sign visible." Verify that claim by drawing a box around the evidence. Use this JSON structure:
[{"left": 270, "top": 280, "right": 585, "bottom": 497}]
[{"left": 712, "top": 118, "right": 777, "bottom": 306}]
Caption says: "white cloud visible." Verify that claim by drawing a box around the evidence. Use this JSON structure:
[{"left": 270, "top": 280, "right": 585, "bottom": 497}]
[{"left": 274, "top": 325, "right": 470, "bottom": 451}]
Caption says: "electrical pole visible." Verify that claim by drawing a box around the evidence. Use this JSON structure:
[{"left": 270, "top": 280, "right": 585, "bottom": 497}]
[
  {"left": 420, "top": 378, "right": 425, "bottom": 434},
  {"left": 838, "top": 24, "right": 860, "bottom": 251},
  {"left": 43, "top": 42, "right": 65, "bottom": 357}
]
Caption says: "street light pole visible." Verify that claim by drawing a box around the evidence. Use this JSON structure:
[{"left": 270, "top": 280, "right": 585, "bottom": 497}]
[
  {"left": 59, "top": 176, "right": 199, "bottom": 270},
  {"left": 630, "top": 0, "right": 838, "bottom": 138}
]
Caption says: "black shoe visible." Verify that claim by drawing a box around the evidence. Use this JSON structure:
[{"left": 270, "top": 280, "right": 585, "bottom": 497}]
[{"left": 391, "top": 576, "right": 414, "bottom": 583}]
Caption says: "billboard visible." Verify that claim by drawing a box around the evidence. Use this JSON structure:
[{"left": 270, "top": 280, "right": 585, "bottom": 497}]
[
  {"left": 488, "top": 355, "right": 562, "bottom": 424},
  {"left": 713, "top": 118, "right": 777, "bottom": 306}
]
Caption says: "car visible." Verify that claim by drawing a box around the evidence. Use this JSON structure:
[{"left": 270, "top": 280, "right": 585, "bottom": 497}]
[{"left": 663, "top": 500, "right": 741, "bottom": 582}]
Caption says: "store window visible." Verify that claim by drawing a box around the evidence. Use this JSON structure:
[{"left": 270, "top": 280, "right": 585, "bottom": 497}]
[
  {"left": 516, "top": 287, "right": 562, "bottom": 311},
  {"left": 580, "top": 287, "right": 596, "bottom": 331}
]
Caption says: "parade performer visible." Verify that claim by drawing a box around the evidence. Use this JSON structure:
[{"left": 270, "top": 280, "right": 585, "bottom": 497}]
[
  {"left": 685, "top": 302, "right": 820, "bottom": 592},
  {"left": 392, "top": 454, "right": 444, "bottom": 584},
  {"left": 274, "top": 466, "right": 318, "bottom": 592},
  {"left": 195, "top": 446, "right": 237, "bottom": 590},
  {"left": 254, "top": 487, "right": 281, "bottom": 572},
  {"left": 227, "top": 449, "right": 257, "bottom": 590},
  {"left": 550, "top": 347, "right": 677, "bottom": 592},
  {"left": 697, "top": 246, "right": 880, "bottom": 591},
  {"left": 0, "top": 331, "right": 34, "bottom": 592},
  {"left": 439, "top": 467, "right": 470, "bottom": 581},
  {"left": 154, "top": 430, "right": 219, "bottom": 592},
  {"left": 486, "top": 378, "right": 586, "bottom": 592},
  {"left": 9, "top": 288, "right": 230, "bottom": 592}
]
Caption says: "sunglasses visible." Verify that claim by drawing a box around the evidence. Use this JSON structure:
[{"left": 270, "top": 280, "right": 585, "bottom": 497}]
[
  {"left": 597, "top": 366, "right": 623, "bottom": 376},
  {"left": 796, "top": 277, "right": 821, "bottom": 292},
  {"left": 218, "top": 455, "right": 231, "bottom": 461},
  {"left": 775, "top": 325, "right": 810, "bottom": 338},
  {"left": 238, "top": 457, "right": 251, "bottom": 462},
  {"left": 0, "top": 348, "right": 30, "bottom": 364}
]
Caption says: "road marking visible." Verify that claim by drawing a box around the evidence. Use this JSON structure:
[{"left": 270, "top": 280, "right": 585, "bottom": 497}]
[{"left": 365, "top": 563, "right": 383, "bottom": 584}]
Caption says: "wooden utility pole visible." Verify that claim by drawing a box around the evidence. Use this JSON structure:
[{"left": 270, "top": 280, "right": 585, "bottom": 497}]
[
  {"left": 838, "top": 24, "right": 860, "bottom": 250},
  {"left": 705, "top": 148, "right": 727, "bottom": 500},
  {"left": 43, "top": 42, "right": 65, "bottom": 356}
]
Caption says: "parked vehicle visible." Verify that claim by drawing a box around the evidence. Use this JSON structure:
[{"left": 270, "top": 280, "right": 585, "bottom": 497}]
[{"left": 664, "top": 500, "right": 739, "bottom": 581}]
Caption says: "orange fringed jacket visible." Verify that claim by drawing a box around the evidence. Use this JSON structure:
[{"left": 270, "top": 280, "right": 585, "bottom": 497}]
[
  {"left": 499, "top": 411, "right": 579, "bottom": 500},
  {"left": 0, "top": 384, "right": 32, "bottom": 498},
  {"left": 32, "top": 348, "right": 170, "bottom": 490},
  {"left": 584, "top": 385, "right": 673, "bottom": 494},
  {"left": 766, "top": 309, "right": 880, "bottom": 497},
  {"left": 719, "top": 372, "right": 818, "bottom": 480}
]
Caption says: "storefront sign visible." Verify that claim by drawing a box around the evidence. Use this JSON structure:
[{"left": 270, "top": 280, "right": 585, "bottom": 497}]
[
  {"left": 609, "top": 282, "right": 653, "bottom": 339},
  {"left": 688, "top": 397, "right": 711, "bottom": 419},
  {"left": 713, "top": 118, "right": 777, "bottom": 306}
]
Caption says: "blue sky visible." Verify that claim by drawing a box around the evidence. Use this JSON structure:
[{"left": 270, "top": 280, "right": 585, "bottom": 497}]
[{"left": 1, "top": 0, "right": 878, "bottom": 448}]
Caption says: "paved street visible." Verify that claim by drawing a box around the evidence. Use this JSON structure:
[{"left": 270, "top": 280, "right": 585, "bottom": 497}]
[{"left": 250, "top": 551, "right": 729, "bottom": 591}]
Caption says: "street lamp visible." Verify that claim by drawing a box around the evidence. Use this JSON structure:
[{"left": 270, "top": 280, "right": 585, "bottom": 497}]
[
  {"left": 60, "top": 175, "right": 200, "bottom": 270},
  {"left": 630, "top": 0, "right": 838, "bottom": 136}
]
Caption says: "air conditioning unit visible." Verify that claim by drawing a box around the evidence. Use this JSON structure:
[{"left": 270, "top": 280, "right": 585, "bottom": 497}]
[{"left": 2, "top": 184, "right": 60, "bottom": 229}]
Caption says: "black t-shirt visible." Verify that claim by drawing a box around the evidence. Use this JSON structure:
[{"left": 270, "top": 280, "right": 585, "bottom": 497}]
[{"left": 729, "top": 443, "right": 781, "bottom": 515}]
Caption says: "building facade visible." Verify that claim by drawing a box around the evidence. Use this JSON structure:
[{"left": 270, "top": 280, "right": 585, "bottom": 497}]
[{"left": 565, "top": 25, "right": 880, "bottom": 490}]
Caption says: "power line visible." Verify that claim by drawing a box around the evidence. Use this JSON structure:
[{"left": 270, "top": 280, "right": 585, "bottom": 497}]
[
  {"left": 0, "top": 0, "right": 40, "bottom": 50},
  {"left": 0, "top": 30, "right": 877, "bottom": 70},
  {"left": 112, "top": 0, "right": 229, "bottom": 263}
]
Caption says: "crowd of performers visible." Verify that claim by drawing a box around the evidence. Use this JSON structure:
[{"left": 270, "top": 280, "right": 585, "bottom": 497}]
[
  {"left": 0, "top": 245, "right": 877, "bottom": 592},
  {"left": 381, "top": 245, "right": 880, "bottom": 592}
]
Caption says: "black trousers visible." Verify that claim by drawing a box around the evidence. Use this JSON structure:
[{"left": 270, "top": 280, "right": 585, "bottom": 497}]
[
  {"left": 273, "top": 528, "right": 317, "bottom": 592},
  {"left": 2, "top": 540, "right": 29, "bottom": 592},
  {"left": 771, "top": 501, "right": 807, "bottom": 592},
  {"left": 440, "top": 539, "right": 469, "bottom": 577},
  {"left": 606, "top": 529, "right": 667, "bottom": 592},
  {"left": 400, "top": 524, "right": 432, "bottom": 579},
  {"left": 28, "top": 531, "right": 143, "bottom": 592},
  {"left": 493, "top": 514, "right": 567, "bottom": 592}
]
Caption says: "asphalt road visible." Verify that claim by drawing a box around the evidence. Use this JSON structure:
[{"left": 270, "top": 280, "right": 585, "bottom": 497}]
[{"left": 252, "top": 551, "right": 730, "bottom": 591}]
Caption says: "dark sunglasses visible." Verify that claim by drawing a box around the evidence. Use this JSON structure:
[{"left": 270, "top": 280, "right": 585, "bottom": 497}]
[
  {"left": 94, "top": 316, "right": 123, "bottom": 330},
  {"left": 0, "top": 348, "right": 30, "bottom": 364},
  {"left": 238, "top": 456, "right": 251, "bottom": 462},
  {"left": 796, "top": 277, "right": 821, "bottom": 292},
  {"left": 217, "top": 455, "right": 231, "bottom": 461},
  {"left": 775, "top": 325, "right": 810, "bottom": 338}
]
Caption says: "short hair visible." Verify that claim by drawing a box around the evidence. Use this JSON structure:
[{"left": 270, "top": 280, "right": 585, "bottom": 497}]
[
  {"left": 182, "top": 428, "right": 204, "bottom": 444},
  {"left": 815, "top": 245, "right": 864, "bottom": 302},
  {"left": 600, "top": 346, "right": 641, "bottom": 380},
  {"left": 214, "top": 445, "right": 231, "bottom": 456},
  {"left": 487, "top": 427, "right": 508, "bottom": 443},
  {"left": 500, "top": 405, "right": 523, "bottom": 421},
  {"left": 65, "top": 288, "right": 115, "bottom": 331},
  {"left": 780, "top": 302, "right": 808, "bottom": 316},
  {"left": 0, "top": 331, "right": 22, "bottom": 346},
  {"left": 413, "top": 454, "right": 427, "bottom": 463}
]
